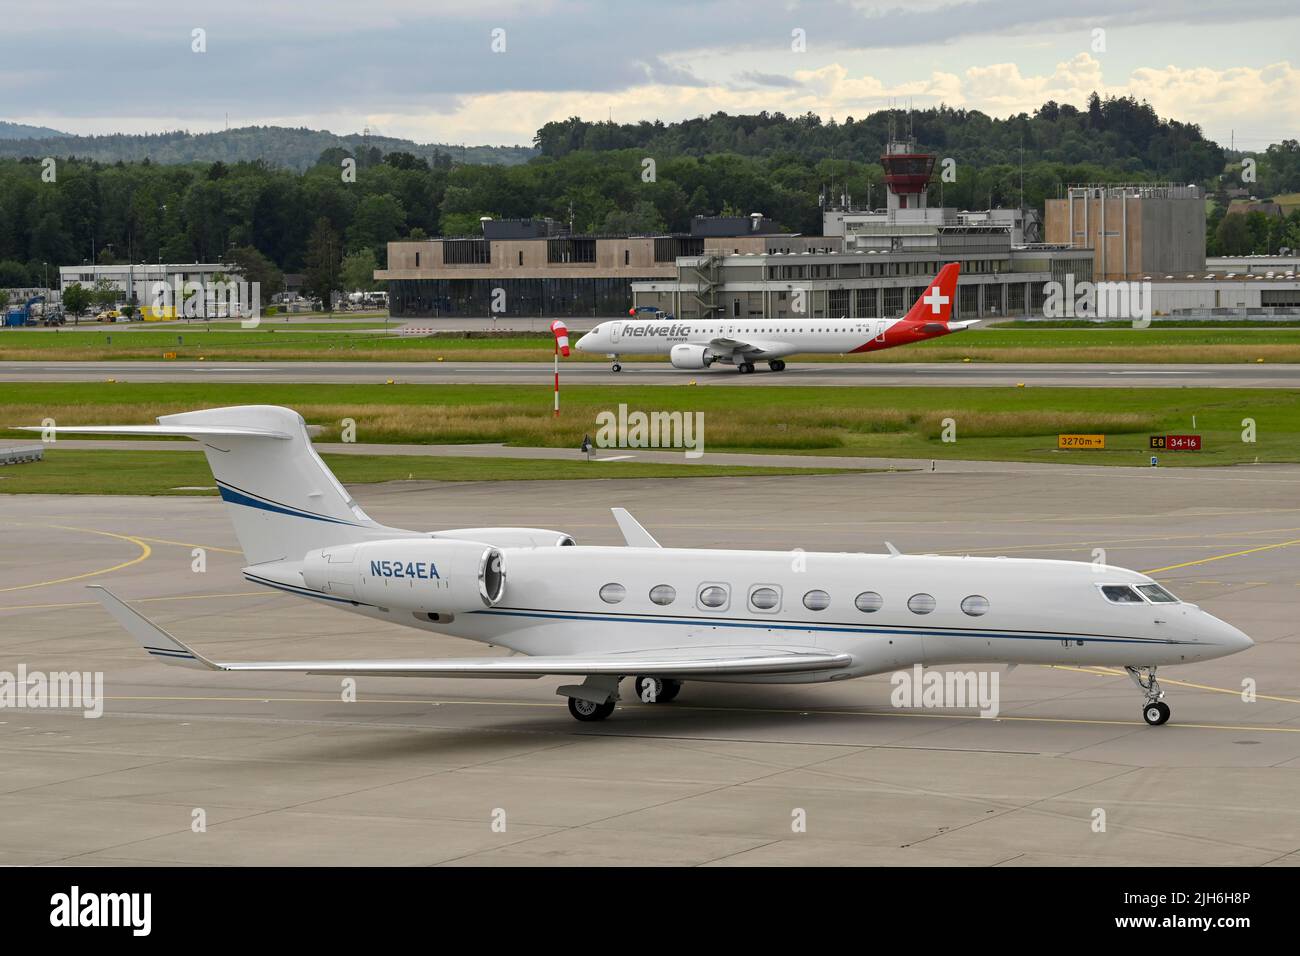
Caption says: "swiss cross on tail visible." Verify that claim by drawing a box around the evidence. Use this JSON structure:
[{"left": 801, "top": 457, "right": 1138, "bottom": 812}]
[{"left": 903, "top": 262, "right": 960, "bottom": 324}]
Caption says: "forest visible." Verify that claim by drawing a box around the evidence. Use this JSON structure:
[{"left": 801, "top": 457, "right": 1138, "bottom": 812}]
[{"left": 1, "top": 96, "right": 1297, "bottom": 303}]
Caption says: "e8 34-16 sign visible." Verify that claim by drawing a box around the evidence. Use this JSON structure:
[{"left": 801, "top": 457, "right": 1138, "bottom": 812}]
[{"left": 1150, "top": 434, "right": 1202, "bottom": 450}]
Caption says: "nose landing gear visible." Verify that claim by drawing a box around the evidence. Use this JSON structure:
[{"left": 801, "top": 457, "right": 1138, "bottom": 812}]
[{"left": 1127, "top": 666, "right": 1170, "bottom": 725}]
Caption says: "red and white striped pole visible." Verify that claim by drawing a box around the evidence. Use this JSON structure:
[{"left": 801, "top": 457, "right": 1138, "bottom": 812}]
[{"left": 550, "top": 320, "right": 570, "bottom": 417}]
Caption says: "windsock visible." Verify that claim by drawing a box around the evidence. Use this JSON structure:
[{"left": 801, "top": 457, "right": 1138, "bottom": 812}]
[{"left": 550, "top": 319, "right": 570, "bottom": 356}]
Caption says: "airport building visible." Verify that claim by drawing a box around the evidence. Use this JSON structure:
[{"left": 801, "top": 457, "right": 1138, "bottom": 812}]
[
  {"left": 377, "top": 216, "right": 836, "bottom": 318},
  {"left": 1044, "top": 184, "right": 1206, "bottom": 280},
  {"left": 58, "top": 262, "right": 241, "bottom": 303}
]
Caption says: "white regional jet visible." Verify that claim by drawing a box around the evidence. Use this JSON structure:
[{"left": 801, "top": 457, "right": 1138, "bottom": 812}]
[
  {"left": 27, "top": 405, "right": 1252, "bottom": 725},
  {"left": 576, "top": 262, "right": 976, "bottom": 373}
]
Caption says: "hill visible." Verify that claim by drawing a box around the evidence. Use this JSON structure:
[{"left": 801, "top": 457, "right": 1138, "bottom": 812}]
[
  {"left": 0, "top": 125, "right": 534, "bottom": 169},
  {"left": 0, "top": 120, "right": 68, "bottom": 140}
]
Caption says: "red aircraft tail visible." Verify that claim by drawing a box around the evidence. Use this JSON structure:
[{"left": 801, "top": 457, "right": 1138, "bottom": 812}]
[{"left": 903, "top": 262, "right": 960, "bottom": 325}]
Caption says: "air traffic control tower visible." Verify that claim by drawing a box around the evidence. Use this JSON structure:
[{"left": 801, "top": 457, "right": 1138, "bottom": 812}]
[{"left": 880, "top": 137, "right": 936, "bottom": 213}]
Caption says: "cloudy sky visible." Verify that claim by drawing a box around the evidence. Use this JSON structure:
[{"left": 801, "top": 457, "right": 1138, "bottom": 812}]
[{"left": 3, "top": 0, "right": 1297, "bottom": 149}]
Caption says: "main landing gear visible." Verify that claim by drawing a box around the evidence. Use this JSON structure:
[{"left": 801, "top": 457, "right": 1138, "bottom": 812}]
[
  {"left": 562, "top": 676, "right": 684, "bottom": 722},
  {"left": 737, "top": 360, "right": 785, "bottom": 374},
  {"left": 567, "top": 697, "right": 616, "bottom": 721},
  {"left": 634, "top": 676, "right": 682, "bottom": 703},
  {"left": 1127, "top": 665, "right": 1171, "bottom": 725}
]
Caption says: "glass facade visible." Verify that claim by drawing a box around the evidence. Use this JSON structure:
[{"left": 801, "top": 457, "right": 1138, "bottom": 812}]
[{"left": 389, "top": 277, "right": 655, "bottom": 318}]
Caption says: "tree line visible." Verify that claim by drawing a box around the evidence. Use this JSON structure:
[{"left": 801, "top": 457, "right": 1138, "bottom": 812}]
[{"left": 2, "top": 99, "right": 1297, "bottom": 307}]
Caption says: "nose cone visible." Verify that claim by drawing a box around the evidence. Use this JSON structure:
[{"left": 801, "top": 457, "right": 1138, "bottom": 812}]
[
  {"left": 575, "top": 332, "right": 592, "bottom": 352},
  {"left": 1207, "top": 613, "right": 1254, "bottom": 656}
]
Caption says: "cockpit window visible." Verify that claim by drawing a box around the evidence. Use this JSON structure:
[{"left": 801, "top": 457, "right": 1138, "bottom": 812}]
[
  {"left": 1136, "top": 583, "right": 1179, "bottom": 604},
  {"left": 1101, "top": 585, "right": 1144, "bottom": 604}
]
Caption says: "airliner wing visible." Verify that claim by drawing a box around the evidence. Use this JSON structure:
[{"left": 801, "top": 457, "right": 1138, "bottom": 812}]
[
  {"left": 706, "top": 337, "right": 786, "bottom": 357},
  {"left": 91, "top": 586, "right": 851, "bottom": 678}
]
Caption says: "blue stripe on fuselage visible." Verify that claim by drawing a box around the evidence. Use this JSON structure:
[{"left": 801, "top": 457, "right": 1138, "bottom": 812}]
[{"left": 471, "top": 607, "right": 1202, "bottom": 647}]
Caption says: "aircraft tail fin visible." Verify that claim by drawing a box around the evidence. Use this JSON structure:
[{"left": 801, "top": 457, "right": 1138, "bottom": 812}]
[
  {"left": 22, "top": 406, "right": 414, "bottom": 564},
  {"left": 903, "top": 262, "right": 961, "bottom": 324}
]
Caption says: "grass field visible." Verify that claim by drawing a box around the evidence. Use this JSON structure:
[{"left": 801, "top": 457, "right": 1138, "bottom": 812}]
[
  {"left": 2, "top": 325, "right": 1299, "bottom": 363},
  {"left": 0, "top": 449, "right": 864, "bottom": 496},
  {"left": 1, "top": 382, "right": 1294, "bottom": 468}
]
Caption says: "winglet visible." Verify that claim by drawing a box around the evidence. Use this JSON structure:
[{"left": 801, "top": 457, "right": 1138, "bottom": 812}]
[
  {"left": 87, "top": 585, "right": 222, "bottom": 671},
  {"left": 611, "top": 508, "right": 661, "bottom": 548}
]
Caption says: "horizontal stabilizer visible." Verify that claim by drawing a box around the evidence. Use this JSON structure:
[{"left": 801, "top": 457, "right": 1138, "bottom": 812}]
[
  {"left": 13, "top": 424, "right": 292, "bottom": 440},
  {"left": 88, "top": 585, "right": 219, "bottom": 671}
]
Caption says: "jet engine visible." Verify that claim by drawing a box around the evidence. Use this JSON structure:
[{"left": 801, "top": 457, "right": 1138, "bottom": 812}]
[
  {"left": 302, "top": 538, "right": 505, "bottom": 612},
  {"left": 670, "top": 343, "right": 714, "bottom": 369}
]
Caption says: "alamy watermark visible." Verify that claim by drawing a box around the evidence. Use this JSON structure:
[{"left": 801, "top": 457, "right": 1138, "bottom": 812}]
[
  {"left": 890, "top": 664, "right": 1000, "bottom": 718},
  {"left": 595, "top": 404, "right": 705, "bottom": 459},
  {"left": 1043, "top": 276, "right": 1152, "bottom": 327},
  {"left": 149, "top": 277, "right": 262, "bottom": 328},
  {"left": 0, "top": 665, "right": 104, "bottom": 718}
]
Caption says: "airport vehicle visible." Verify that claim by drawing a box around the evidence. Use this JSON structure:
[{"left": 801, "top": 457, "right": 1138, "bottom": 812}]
[
  {"left": 576, "top": 262, "right": 976, "bottom": 373},
  {"left": 3, "top": 295, "right": 57, "bottom": 327},
  {"left": 27, "top": 405, "right": 1252, "bottom": 725}
]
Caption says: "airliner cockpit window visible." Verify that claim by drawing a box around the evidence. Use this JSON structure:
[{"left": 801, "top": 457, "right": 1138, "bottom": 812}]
[
  {"left": 1101, "top": 585, "right": 1144, "bottom": 604},
  {"left": 1136, "top": 584, "right": 1179, "bottom": 604}
]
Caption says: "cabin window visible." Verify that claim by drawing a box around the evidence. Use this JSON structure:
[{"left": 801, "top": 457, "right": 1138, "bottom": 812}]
[
  {"left": 749, "top": 586, "right": 780, "bottom": 611},
  {"left": 960, "top": 595, "right": 990, "bottom": 617},
  {"left": 649, "top": 584, "right": 676, "bottom": 606},
  {"left": 907, "top": 593, "right": 936, "bottom": 615},
  {"left": 1101, "top": 585, "right": 1144, "bottom": 604},
  {"left": 599, "top": 583, "right": 626, "bottom": 604},
  {"left": 802, "top": 589, "right": 830, "bottom": 611},
  {"left": 698, "top": 584, "right": 729, "bottom": 609},
  {"left": 1136, "top": 584, "right": 1178, "bottom": 604},
  {"left": 854, "top": 591, "right": 883, "bottom": 613}
]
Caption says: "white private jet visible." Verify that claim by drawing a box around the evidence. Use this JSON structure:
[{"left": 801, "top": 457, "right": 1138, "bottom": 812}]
[
  {"left": 576, "top": 262, "right": 977, "bottom": 373},
  {"left": 26, "top": 405, "right": 1251, "bottom": 725}
]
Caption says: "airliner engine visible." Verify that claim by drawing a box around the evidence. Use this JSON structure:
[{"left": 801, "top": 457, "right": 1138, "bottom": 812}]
[
  {"left": 302, "top": 538, "right": 505, "bottom": 611},
  {"left": 670, "top": 343, "right": 714, "bottom": 369}
]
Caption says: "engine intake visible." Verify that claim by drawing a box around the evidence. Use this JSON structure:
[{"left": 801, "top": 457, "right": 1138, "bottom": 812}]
[{"left": 670, "top": 343, "right": 713, "bottom": 370}]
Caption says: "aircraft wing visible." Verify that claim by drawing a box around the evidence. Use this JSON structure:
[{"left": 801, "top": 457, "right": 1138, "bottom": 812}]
[
  {"left": 91, "top": 586, "right": 851, "bottom": 679},
  {"left": 706, "top": 337, "right": 786, "bottom": 358}
]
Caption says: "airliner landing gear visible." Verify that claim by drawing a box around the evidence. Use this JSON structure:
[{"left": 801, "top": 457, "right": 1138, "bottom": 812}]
[
  {"left": 768, "top": 359, "right": 786, "bottom": 372},
  {"left": 738, "top": 362, "right": 756, "bottom": 374},
  {"left": 1127, "top": 665, "right": 1170, "bottom": 725},
  {"left": 611, "top": 362, "right": 622, "bottom": 372},
  {"left": 567, "top": 697, "right": 616, "bottom": 721},
  {"left": 634, "top": 676, "right": 682, "bottom": 703}
]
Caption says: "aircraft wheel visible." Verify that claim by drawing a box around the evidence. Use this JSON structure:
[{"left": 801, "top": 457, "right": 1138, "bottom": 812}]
[
  {"left": 768, "top": 360, "right": 786, "bottom": 372},
  {"left": 1142, "top": 701, "right": 1170, "bottom": 726},
  {"left": 568, "top": 697, "right": 616, "bottom": 722},
  {"left": 611, "top": 363, "right": 622, "bottom": 372},
  {"left": 634, "top": 676, "right": 682, "bottom": 703},
  {"left": 739, "top": 362, "right": 755, "bottom": 374}
]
